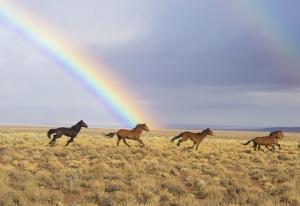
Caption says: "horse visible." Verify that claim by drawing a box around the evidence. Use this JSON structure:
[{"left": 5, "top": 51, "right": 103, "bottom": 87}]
[
  {"left": 171, "top": 128, "right": 215, "bottom": 150},
  {"left": 47, "top": 120, "right": 88, "bottom": 146},
  {"left": 105, "top": 124, "right": 149, "bottom": 147},
  {"left": 251, "top": 131, "right": 284, "bottom": 152},
  {"left": 243, "top": 131, "right": 284, "bottom": 152}
]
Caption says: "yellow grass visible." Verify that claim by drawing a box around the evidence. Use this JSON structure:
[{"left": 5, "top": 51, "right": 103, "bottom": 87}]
[{"left": 0, "top": 126, "right": 299, "bottom": 206}]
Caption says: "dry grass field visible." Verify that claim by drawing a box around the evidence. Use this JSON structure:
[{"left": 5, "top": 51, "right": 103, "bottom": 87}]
[{"left": 0, "top": 126, "right": 299, "bottom": 206}]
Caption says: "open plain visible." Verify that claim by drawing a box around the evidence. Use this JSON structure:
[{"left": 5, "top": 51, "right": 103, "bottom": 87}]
[{"left": 0, "top": 126, "right": 299, "bottom": 206}]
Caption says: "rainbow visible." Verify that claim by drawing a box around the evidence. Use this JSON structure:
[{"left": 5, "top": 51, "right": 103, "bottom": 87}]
[{"left": 0, "top": 1, "right": 153, "bottom": 127}]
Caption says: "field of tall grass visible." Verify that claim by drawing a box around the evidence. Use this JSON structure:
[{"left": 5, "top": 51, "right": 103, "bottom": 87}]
[{"left": 0, "top": 126, "right": 299, "bottom": 206}]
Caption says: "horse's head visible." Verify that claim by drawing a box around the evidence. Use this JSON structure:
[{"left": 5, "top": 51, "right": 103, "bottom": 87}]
[
  {"left": 137, "top": 123, "right": 150, "bottom": 132},
  {"left": 79, "top": 120, "right": 88, "bottom": 128},
  {"left": 205, "top": 128, "right": 215, "bottom": 136},
  {"left": 269, "top": 131, "right": 284, "bottom": 139}
]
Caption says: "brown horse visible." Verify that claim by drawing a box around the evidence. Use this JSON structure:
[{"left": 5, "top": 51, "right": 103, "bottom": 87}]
[
  {"left": 105, "top": 124, "right": 149, "bottom": 147},
  {"left": 47, "top": 120, "right": 88, "bottom": 146},
  {"left": 171, "top": 128, "right": 215, "bottom": 150},
  {"left": 243, "top": 131, "right": 284, "bottom": 152}
]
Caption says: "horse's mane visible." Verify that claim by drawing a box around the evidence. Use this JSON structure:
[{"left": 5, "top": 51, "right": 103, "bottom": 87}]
[
  {"left": 203, "top": 128, "right": 212, "bottom": 132},
  {"left": 269, "top": 130, "right": 283, "bottom": 136},
  {"left": 197, "top": 128, "right": 210, "bottom": 134},
  {"left": 269, "top": 131, "right": 283, "bottom": 136},
  {"left": 269, "top": 131, "right": 284, "bottom": 140},
  {"left": 71, "top": 121, "right": 82, "bottom": 130},
  {"left": 135, "top": 124, "right": 145, "bottom": 129}
]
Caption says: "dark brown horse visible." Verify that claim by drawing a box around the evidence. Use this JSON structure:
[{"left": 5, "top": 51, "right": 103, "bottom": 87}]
[
  {"left": 171, "top": 128, "right": 215, "bottom": 150},
  {"left": 47, "top": 120, "right": 88, "bottom": 146},
  {"left": 243, "top": 131, "right": 284, "bottom": 152},
  {"left": 105, "top": 124, "right": 149, "bottom": 147}
]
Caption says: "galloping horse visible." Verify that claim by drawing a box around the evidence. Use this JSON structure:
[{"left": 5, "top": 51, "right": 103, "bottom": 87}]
[
  {"left": 243, "top": 131, "right": 284, "bottom": 152},
  {"left": 171, "top": 128, "right": 215, "bottom": 150},
  {"left": 47, "top": 120, "right": 88, "bottom": 146},
  {"left": 105, "top": 124, "right": 149, "bottom": 147}
]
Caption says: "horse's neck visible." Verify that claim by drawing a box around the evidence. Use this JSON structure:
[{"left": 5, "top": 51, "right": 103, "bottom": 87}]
[
  {"left": 270, "top": 135, "right": 278, "bottom": 141},
  {"left": 72, "top": 123, "right": 81, "bottom": 133},
  {"left": 133, "top": 127, "right": 144, "bottom": 135},
  {"left": 199, "top": 131, "right": 208, "bottom": 138}
]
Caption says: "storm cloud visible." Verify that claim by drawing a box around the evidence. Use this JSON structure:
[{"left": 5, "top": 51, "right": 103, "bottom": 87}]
[{"left": 0, "top": 0, "right": 300, "bottom": 128}]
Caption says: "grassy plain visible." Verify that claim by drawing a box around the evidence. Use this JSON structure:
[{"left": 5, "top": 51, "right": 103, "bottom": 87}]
[{"left": 0, "top": 126, "right": 299, "bottom": 206}]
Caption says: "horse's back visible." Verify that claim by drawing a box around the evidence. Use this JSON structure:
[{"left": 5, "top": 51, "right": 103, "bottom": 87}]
[
  {"left": 51, "top": 127, "right": 68, "bottom": 131},
  {"left": 117, "top": 129, "right": 130, "bottom": 136},
  {"left": 182, "top": 131, "right": 195, "bottom": 137},
  {"left": 254, "top": 136, "right": 274, "bottom": 145}
]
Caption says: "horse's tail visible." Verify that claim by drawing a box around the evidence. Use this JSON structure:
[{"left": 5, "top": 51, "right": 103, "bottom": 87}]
[
  {"left": 47, "top": 129, "right": 56, "bottom": 139},
  {"left": 171, "top": 133, "right": 183, "bottom": 142},
  {"left": 105, "top": 132, "right": 117, "bottom": 138},
  {"left": 242, "top": 138, "right": 254, "bottom": 145}
]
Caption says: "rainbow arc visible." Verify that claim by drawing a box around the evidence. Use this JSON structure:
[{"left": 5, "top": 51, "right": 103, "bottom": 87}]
[{"left": 0, "top": 1, "right": 155, "bottom": 127}]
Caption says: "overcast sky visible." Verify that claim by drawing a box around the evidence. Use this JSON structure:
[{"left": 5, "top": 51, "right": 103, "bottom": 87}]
[{"left": 0, "top": 0, "right": 300, "bottom": 128}]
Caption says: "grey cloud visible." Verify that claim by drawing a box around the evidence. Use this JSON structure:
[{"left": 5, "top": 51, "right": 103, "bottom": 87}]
[{"left": 1, "top": 0, "right": 300, "bottom": 127}]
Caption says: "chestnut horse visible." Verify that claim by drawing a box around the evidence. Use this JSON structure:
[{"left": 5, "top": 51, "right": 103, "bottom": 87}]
[
  {"left": 47, "top": 120, "right": 88, "bottom": 146},
  {"left": 243, "top": 131, "right": 284, "bottom": 152},
  {"left": 105, "top": 124, "right": 149, "bottom": 147},
  {"left": 171, "top": 128, "right": 215, "bottom": 150}
]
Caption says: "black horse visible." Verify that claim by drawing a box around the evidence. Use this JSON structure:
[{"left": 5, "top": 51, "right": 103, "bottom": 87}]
[{"left": 47, "top": 120, "right": 88, "bottom": 146}]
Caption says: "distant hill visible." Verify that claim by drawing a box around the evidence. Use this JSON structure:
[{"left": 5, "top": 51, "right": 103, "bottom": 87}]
[
  {"left": 220, "top": 127, "right": 300, "bottom": 133},
  {"left": 162, "top": 124, "right": 300, "bottom": 133},
  {"left": 253, "top": 127, "right": 300, "bottom": 133}
]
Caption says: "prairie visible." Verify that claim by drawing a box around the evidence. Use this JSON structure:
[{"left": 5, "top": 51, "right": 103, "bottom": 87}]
[{"left": 0, "top": 126, "right": 299, "bottom": 206}]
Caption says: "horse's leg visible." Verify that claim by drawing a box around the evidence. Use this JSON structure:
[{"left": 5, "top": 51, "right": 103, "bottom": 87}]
[
  {"left": 277, "top": 144, "right": 281, "bottom": 150},
  {"left": 253, "top": 143, "right": 257, "bottom": 151},
  {"left": 49, "top": 135, "right": 55, "bottom": 144},
  {"left": 189, "top": 142, "right": 196, "bottom": 150},
  {"left": 66, "top": 136, "right": 76, "bottom": 146},
  {"left": 138, "top": 139, "right": 145, "bottom": 148},
  {"left": 49, "top": 134, "right": 61, "bottom": 145},
  {"left": 49, "top": 137, "right": 56, "bottom": 145},
  {"left": 271, "top": 145, "right": 276, "bottom": 152},
  {"left": 263, "top": 146, "right": 270, "bottom": 153},
  {"left": 258, "top": 145, "right": 264, "bottom": 152},
  {"left": 268, "top": 145, "right": 276, "bottom": 152},
  {"left": 171, "top": 135, "right": 182, "bottom": 143},
  {"left": 117, "top": 137, "right": 121, "bottom": 146},
  {"left": 274, "top": 143, "right": 281, "bottom": 150},
  {"left": 122, "top": 138, "right": 131, "bottom": 147},
  {"left": 196, "top": 142, "right": 201, "bottom": 150},
  {"left": 177, "top": 137, "right": 188, "bottom": 147},
  {"left": 257, "top": 145, "right": 261, "bottom": 151},
  {"left": 265, "top": 145, "right": 272, "bottom": 152}
]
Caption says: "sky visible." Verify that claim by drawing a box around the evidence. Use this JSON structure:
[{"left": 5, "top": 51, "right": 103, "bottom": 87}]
[{"left": 0, "top": 0, "right": 300, "bottom": 128}]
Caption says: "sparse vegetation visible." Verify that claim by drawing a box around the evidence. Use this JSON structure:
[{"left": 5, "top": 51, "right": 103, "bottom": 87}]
[{"left": 0, "top": 126, "right": 299, "bottom": 206}]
